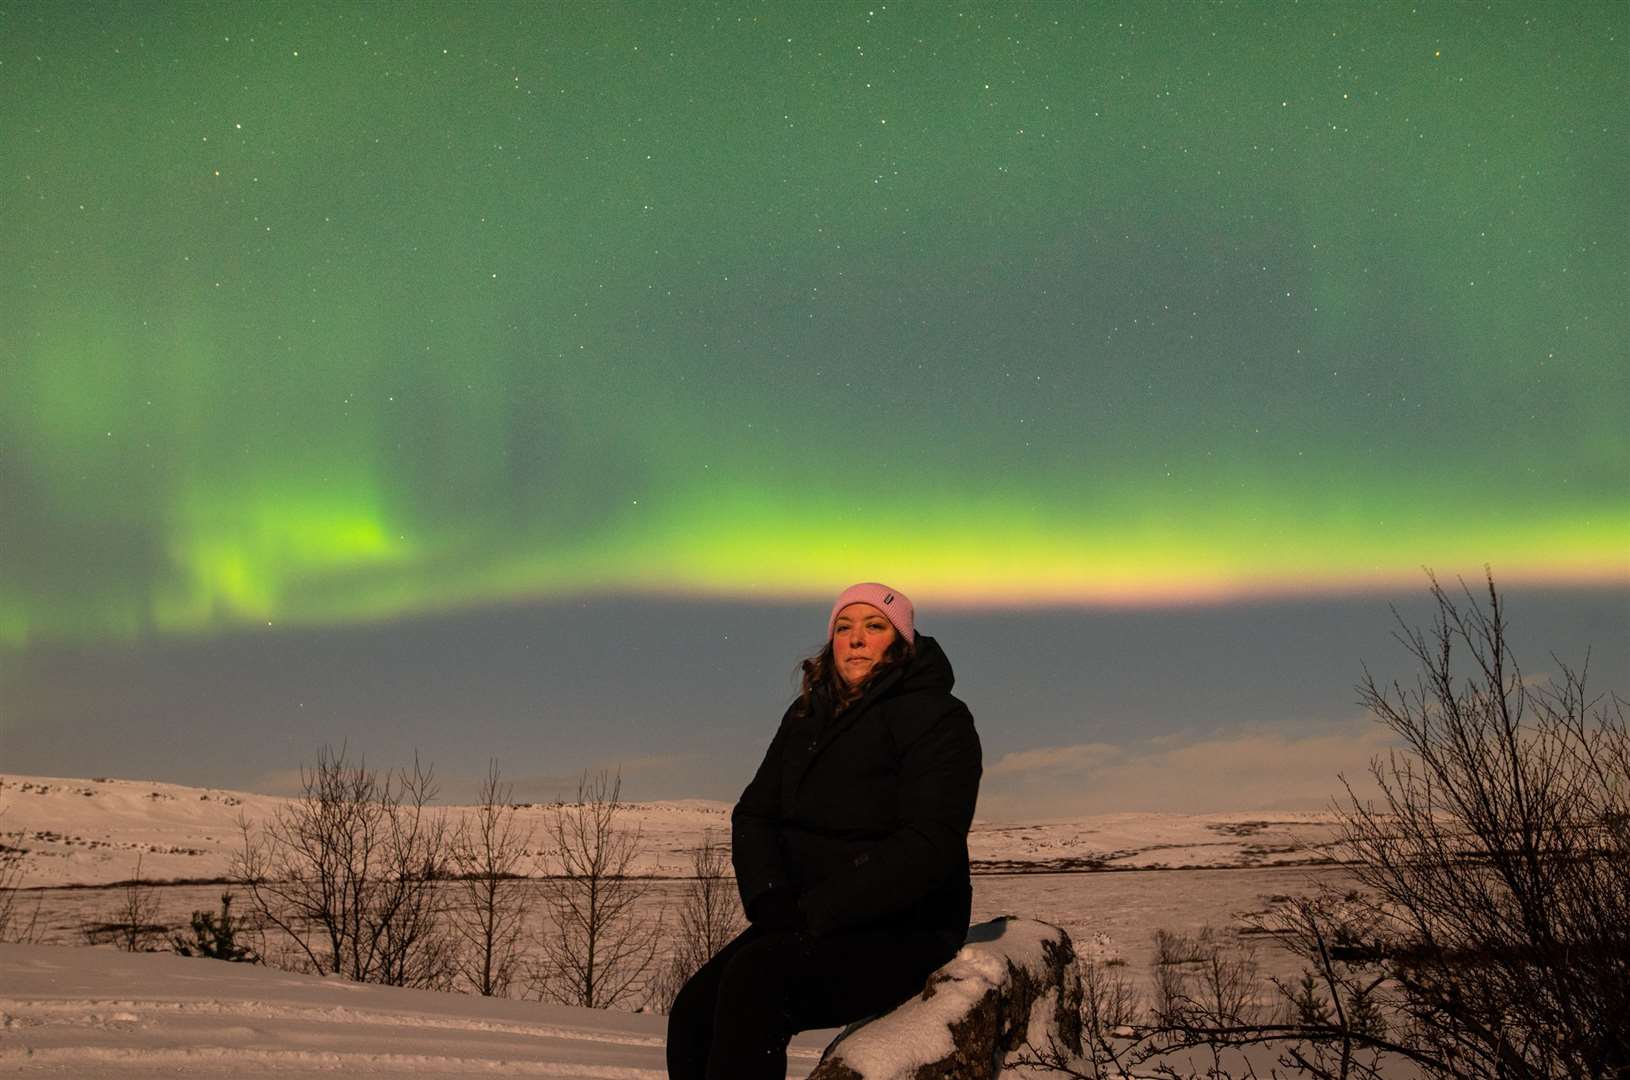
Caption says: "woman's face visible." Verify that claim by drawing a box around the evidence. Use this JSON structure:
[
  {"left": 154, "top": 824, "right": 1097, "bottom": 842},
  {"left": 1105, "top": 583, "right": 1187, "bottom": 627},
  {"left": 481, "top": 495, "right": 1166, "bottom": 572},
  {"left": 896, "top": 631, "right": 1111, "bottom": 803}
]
[{"left": 832, "top": 602, "right": 898, "bottom": 687}]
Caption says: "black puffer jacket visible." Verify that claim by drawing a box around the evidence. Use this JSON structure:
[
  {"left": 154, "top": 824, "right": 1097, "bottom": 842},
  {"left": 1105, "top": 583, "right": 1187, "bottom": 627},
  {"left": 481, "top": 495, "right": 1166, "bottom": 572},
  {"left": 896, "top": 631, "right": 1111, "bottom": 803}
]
[{"left": 732, "top": 634, "right": 982, "bottom": 946}]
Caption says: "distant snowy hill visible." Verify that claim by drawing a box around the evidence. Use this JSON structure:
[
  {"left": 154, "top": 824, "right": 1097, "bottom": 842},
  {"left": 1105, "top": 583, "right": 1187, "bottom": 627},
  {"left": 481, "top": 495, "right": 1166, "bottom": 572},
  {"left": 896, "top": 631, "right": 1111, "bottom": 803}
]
[
  {"left": 1, "top": 773, "right": 1342, "bottom": 888},
  {"left": 0, "top": 774, "right": 733, "bottom": 888}
]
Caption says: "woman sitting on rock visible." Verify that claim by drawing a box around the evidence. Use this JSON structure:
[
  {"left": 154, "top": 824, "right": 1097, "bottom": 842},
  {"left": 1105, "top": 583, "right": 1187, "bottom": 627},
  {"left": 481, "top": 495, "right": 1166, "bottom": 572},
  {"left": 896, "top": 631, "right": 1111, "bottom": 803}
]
[{"left": 667, "top": 582, "right": 983, "bottom": 1080}]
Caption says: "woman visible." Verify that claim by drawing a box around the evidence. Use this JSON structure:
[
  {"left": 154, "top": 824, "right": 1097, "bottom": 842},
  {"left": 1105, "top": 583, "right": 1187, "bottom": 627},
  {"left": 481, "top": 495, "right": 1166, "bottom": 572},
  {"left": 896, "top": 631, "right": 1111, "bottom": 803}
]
[{"left": 667, "top": 582, "right": 983, "bottom": 1080}]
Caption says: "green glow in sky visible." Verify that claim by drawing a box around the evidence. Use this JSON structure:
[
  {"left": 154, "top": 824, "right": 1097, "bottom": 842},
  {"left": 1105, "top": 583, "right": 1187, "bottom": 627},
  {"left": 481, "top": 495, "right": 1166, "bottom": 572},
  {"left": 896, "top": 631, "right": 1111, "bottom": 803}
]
[{"left": 2, "top": 1, "right": 1625, "bottom": 644}]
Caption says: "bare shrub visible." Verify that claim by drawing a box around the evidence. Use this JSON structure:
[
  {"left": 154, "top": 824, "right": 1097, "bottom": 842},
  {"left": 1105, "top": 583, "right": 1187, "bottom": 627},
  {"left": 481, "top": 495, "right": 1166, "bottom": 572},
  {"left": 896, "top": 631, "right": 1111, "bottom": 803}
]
[
  {"left": 1017, "top": 922, "right": 1391, "bottom": 1080},
  {"left": 172, "top": 891, "right": 261, "bottom": 963},
  {"left": 446, "top": 761, "right": 533, "bottom": 997},
  {"left": 233, "top": 745, "right": 455, "bottom": 988},
  {"left": 528, "top": 770, "right": 660, "bottom": 1009},
  {"left": 1053, "top": 956, "right": 1144, "bottom": 1079},
  {"left": 1016, "top": 928, "right": 1265, "bottom": 1080},
  {"left": 647, "top": 829, "right": 742, "bottom": 1013},
  {"left": 1256, "top": 893, "right": 1394, "bottom": 1080},
  {"left": 0, "top": 795, "right": 42, "bottom": 944},
  {"left": 83, "top": 854, "right": 165, "bottom": 951},
  {"left": 0, "top": 854, "right": 39, "bottom": 944},
  {"left": 1150, "top": 926, "right": 1263, "bottom": 1030},
  {"left": 1081, "top": 956, "right": 1140, "bottom": 1037}
]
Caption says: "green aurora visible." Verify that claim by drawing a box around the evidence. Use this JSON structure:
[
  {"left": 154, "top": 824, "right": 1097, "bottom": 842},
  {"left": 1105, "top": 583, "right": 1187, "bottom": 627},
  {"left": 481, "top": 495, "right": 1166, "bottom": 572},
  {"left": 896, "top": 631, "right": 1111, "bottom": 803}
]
[{"left": 2, "top": 1, "right": 1625, "bottom": 645}]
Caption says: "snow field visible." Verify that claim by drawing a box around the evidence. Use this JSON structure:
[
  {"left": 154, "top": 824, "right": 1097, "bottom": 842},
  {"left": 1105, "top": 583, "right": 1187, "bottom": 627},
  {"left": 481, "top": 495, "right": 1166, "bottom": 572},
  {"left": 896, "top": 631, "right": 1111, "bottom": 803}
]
[{"left": 1, "top": 942, "right": 835, "bottom": 1077}]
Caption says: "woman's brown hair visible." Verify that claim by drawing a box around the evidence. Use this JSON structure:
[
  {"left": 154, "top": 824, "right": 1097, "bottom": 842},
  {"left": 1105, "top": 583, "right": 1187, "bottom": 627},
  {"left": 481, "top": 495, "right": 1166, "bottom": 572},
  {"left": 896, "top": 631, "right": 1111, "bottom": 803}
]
[{"left": 793, "top": 632, "right": 914, "bottom": 719}]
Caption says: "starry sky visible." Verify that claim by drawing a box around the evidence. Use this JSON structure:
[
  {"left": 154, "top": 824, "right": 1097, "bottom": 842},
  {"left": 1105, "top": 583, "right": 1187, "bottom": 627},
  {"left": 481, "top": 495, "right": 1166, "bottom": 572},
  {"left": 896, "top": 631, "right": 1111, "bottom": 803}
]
[{"left": 2, "top": 2, "right": 1626, "bottom": 816}]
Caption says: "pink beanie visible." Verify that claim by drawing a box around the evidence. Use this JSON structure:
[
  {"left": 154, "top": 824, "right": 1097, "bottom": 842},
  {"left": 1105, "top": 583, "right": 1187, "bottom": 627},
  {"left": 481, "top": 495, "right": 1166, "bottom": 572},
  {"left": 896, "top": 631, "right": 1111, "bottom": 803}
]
[{"left": 827, "top": 582, "right": 915, "bottom": 643}]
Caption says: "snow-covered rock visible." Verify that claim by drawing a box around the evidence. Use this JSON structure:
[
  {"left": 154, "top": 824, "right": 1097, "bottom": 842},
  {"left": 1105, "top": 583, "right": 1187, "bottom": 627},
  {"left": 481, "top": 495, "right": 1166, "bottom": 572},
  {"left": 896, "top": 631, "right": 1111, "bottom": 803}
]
[{"left": 810, "top": 917, "right": 1081, "bottom": 1080}]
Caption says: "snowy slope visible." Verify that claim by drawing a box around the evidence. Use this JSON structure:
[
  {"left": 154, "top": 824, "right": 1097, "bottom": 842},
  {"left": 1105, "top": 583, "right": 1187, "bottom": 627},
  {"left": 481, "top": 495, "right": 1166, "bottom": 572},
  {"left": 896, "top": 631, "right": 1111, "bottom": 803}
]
[{"left": 1, "top": 774, "right": 1342, "bottom": 888}]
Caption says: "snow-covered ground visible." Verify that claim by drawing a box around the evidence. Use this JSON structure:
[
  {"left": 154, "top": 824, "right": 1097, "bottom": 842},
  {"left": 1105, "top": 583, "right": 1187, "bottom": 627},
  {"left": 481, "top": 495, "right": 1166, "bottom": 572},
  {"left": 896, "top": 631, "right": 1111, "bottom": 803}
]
[
  {"left": 1, "top": 774, "right": 1357, "bottom": 1077},
  {"left": 0, "top": 941, "right": 835, "bottom": 1076}
]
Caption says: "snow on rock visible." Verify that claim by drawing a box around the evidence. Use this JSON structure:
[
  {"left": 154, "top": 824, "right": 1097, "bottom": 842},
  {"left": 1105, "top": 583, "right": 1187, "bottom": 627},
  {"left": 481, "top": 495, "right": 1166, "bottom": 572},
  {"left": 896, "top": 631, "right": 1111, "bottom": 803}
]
[{"left": 809, "top": 917, "right": 1081, "bottom": 1080}]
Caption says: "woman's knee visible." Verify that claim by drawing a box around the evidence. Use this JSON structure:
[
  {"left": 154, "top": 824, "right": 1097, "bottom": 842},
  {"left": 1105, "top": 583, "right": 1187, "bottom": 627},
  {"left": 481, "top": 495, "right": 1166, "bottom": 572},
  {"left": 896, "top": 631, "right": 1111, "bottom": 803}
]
[
  {"left": 714, "top": 934, "right": 802, "bottom": 1009},
  {"left": 670, "top": 925, "right": 753, "bottom": 1022}
]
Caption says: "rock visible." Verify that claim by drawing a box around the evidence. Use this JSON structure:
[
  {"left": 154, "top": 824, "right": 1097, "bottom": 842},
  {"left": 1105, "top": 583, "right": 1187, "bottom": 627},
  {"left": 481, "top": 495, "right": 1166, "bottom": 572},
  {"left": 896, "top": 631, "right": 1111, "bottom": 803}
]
[{"left": 808, "top": 916, "right": 1082, "bottom": 1080}]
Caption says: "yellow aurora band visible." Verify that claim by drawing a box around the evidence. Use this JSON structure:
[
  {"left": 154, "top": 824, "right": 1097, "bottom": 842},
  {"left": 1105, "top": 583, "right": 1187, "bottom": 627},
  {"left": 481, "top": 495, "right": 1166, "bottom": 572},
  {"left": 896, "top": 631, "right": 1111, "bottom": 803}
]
[{"left": 3, "top": 469, "right": 1622, "bottom": 646}]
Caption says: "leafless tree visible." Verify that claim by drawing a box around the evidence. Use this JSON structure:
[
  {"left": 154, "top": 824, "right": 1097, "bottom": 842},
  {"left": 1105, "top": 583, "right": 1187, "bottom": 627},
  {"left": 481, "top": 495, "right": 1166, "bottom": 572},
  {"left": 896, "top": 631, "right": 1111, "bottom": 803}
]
[
  {"left": 233, "top": 745, "right": 455, "bottom": 988},
  {"left": 648, "top": 829, "right": 743, "bottom": 1012},
  {"left": 1326, "top": 570, "right": 1629, "bottom": 1079},
  {"left": 446, "top": 761, "right": 533, "bottom": 996},
  {"left": 529, "top": 769, "right": 661, "bottom": 1009},
  {"left": 1019, "top": 571, "right": 1629, "bottom": 1080}
]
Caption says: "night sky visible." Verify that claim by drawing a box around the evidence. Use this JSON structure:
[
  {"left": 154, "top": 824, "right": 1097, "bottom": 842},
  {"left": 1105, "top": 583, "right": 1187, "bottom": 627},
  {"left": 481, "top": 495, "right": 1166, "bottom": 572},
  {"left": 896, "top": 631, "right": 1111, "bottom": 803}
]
[{"left": 3, "top": 2, "right": 1625, "bottom": 816}]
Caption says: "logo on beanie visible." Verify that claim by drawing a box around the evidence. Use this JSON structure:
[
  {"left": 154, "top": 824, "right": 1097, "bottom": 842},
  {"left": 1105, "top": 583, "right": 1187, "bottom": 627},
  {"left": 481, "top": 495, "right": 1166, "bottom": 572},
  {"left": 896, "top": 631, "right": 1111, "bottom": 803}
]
[{"left": 883, "top": 593, "right": 894, "bottom": 605}]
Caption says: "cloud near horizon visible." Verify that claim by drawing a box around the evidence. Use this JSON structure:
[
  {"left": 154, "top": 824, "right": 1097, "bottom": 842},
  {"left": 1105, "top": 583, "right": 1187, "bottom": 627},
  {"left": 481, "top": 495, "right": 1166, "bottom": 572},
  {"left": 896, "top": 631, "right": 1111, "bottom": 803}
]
[{"left": 977, "top": 718, "right": 1398, "bottom": 821}]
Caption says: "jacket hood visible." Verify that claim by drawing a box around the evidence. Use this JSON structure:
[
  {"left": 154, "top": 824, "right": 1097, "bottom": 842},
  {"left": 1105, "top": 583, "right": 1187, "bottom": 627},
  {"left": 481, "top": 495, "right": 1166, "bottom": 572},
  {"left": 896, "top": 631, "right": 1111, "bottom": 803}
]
[{"left": 896, "top": 633, "right": 955, "bottom": 696}]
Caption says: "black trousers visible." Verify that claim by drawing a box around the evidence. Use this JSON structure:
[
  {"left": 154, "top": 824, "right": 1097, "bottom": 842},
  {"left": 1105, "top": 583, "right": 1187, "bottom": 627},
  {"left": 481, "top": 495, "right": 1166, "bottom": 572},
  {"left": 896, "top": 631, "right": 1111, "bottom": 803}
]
[{"left": 666, "top": 921, "right": 957, "bottom": 1080}]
